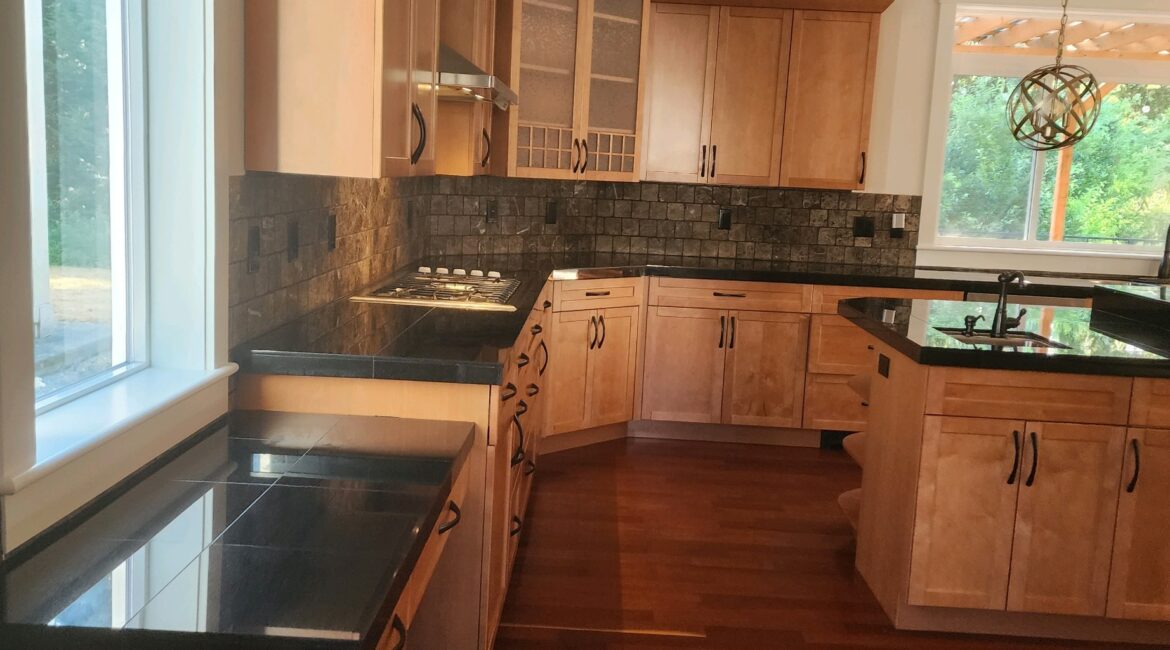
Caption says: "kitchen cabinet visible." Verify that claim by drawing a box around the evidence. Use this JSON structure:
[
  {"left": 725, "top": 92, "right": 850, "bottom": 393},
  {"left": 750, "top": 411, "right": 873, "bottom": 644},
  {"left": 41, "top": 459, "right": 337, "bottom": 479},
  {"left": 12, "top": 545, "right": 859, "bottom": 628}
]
[
  {"left": 244, "top": 0, "right": 437, "bottom": 178},
  {"left": 642, "top": 306, "right": 808, "bottom": 427},
  {"left": 494, "top": 0, "right": 649, "bottom": 180},
  {"left": 803, "top": 373, "right": 868, "bottom": 431},
  {"left": 908, "top": 416, "right": 1126, "bottom": 616},
  {"left": 546, "top": 306, "right": 640, "bottom": 435},
  {"left": 779, "top": 10, "right": 880, "bottom": 190},
  {"left": 436, "top": 0, "right": 497, "bottom": 175},
  {"left": 1108, "top": 428, "right": 1170, "bottom": 621},
  {"left": 642, "top": 5, "right": 789, "bottom": 186}
]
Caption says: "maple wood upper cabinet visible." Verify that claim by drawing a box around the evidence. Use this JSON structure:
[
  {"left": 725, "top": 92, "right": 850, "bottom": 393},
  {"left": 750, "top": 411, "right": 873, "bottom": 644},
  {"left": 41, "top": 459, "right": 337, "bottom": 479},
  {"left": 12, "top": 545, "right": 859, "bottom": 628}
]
[
  {"left": 642, "top": 5, "right": 790, "bottom": 186},
  {"left": 779, "top": 10, "right": 880, "bottom": 190},
  {"left": 244, "top": 0, "right": 438, "bottom": 178},
  {"left": 494, "top": 0, "right": 650, "bottom": 180},
  {"left": 436, "top": 0, "right": 497, "bottom": 175}
]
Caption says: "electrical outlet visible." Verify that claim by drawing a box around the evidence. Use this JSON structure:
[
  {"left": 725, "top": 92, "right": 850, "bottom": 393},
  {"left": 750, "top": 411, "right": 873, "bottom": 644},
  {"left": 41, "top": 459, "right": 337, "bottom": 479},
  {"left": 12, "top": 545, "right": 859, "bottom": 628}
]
[
  {"left": 287, "top": 219, "right": 299, "bottom": 262},
  {"left": 326, "top": 212, "right": 337, "bottom": 251},
  {"left": 246, "top": 225, "right": 261, "bottom": 273},
  {"left": 891, "top": 212, "right": 906, "bottom": 239},
  {"left": 717, "top": 207, "right": 733, "bottom": 231},
  {"left": 545, "top": 200, "right": 558, "bottom": 225},
  {"left": 853, "top": 215, "right": 876, "bottom": 238},
  {"left": 486, "top": 199, "right": 498, "bottom": 223}
]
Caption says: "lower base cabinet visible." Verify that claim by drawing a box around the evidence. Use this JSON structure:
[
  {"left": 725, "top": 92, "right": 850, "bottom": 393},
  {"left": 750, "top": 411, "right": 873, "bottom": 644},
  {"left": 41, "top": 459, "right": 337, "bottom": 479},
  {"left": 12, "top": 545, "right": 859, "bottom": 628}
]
[
  {"left": 909, "top": 416, "right": 1126, "bottom": 617},
  {"left": 1108, "top": 428, "right": 1170, "bottom": 621},
  {"left": 545, "top": 306, "right": 640, "bottom": 435}
]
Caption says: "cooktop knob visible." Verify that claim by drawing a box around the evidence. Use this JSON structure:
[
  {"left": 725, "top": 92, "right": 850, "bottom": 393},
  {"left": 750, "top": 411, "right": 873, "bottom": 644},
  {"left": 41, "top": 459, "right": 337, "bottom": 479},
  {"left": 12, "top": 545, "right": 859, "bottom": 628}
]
[
  {"left": 487, "top": 271, "right": 502, "bottom": 279},
  {"left": 453, "top": 269, "right": 467, "bottom": 276},
  {"left": 418, "top": 266, "right": 432, "bottom": 274},
  {"left": 470, "top": 270, "right": 484, "bottom": 277},
  {"left": 436, "top": 267, "right": 450, "bottom": 275}
]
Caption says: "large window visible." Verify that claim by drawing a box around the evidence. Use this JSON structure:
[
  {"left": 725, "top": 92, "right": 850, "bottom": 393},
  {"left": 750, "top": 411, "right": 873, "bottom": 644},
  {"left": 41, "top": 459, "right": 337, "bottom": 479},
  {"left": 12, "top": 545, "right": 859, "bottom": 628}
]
[
  {"left": 935, "top": 10, "right": 1170, "bottom": 252},
  {"left": 26, "top": 0, "right": 146, "bottom": 410}
]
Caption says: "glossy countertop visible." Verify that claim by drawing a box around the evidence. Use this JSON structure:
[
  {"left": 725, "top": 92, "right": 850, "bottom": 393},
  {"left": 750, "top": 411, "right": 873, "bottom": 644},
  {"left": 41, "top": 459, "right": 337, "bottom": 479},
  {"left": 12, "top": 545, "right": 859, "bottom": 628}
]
[
  {"left": 839, "top": 297, "right": 1170, "bottom": 377},
  {"left": 234, "top": 253, "right": 1126, "bottom": 385},
  {"left": 0, "top": 411, "right": 475, "bottom": 649}
]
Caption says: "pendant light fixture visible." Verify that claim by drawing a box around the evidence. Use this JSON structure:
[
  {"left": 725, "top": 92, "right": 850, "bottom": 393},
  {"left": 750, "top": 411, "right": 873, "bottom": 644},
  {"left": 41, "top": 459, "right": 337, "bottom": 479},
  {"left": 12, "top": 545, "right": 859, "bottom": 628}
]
[{"left": 1006, "top": 0, "right": 1102, "bottom": 151}]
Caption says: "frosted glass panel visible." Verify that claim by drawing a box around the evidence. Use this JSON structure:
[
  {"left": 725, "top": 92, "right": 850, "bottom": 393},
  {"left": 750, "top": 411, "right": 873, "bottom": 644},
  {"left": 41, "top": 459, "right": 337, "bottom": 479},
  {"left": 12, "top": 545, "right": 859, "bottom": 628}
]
[
  {"left": 519, "top": 0, "right": 578, "bottom": 132},
  {"left": 588, "top": 78, "right": 637, "bottom": 132},
  {"left": 594, "top": 0, "right": 641, "bottom": 20},
  {"left": 519, "top": 69, "right": 575, "bottom": 126},
  {"left": 590, "top": 18, "right": 640, "bottom": 80},
  {"left": 588, "top": 0, "right": 641, "bottom": 135}
]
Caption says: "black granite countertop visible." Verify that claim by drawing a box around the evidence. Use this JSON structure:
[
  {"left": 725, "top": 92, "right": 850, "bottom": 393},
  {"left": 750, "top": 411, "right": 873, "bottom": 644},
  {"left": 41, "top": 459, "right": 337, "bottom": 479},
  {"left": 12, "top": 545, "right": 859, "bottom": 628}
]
[
  {"left": 233, "top": 253, "right": 1135, "bottom": 386},
  {"left": 839, "top": 296, "right": 1170, "bottom": 378},
  {"left": 0, "top": 411, "right": 475, "bottom": 650}
]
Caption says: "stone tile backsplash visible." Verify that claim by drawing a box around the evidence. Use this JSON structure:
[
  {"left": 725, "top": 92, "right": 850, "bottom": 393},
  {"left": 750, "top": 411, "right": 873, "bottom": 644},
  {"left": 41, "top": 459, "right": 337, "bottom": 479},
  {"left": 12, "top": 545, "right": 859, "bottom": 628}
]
[{"left": 229, "top": 173, "right": 921, "bottom": 348}]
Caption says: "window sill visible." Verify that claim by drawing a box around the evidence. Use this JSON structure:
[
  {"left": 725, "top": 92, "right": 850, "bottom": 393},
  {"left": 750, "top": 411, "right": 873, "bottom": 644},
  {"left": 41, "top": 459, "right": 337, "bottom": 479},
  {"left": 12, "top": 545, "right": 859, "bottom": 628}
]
[{"left": 4, "top": 364, "right": 238, "bottom": 495}]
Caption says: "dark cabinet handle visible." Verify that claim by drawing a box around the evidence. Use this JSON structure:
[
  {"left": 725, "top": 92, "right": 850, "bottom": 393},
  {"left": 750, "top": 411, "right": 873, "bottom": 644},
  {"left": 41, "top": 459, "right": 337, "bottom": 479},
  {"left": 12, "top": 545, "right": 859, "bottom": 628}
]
[
  {"left": 510, "top": 515, "right": 522, "bottom": 537},
  {"left": 410, "top": 103, "right": 426, "bottom": 165},
  {"left": 524, "top": 459, "right": 536, "bottom": 476},
  {"left": 859, "top": 151, "right": 867, "bottom": 185},
  {"left": 1007, "top": 430, "right": 1021, "bottom": 485},
  {"left": 537, "top": 340, "right": 549, "bottom": 375},
  {"left": 501, "top": 382, "right": 517, "bottom": 401},
  {"left": 526, "top": 383, "right": 539, "bottom": 397},
  {"left": 729, "top": 316, "right": 736, "bottom": 349},
  {"left": 517, "top": 353, "right": 530, "bottom": 368},
  {"left": 718, "top": 315, "right": 726, "bottom": 349},
  {"left": 1127, "top": 438, "right": 1141, "bottom": 493},
  {"left": 1025, "top": 431, "right": 1039, "bottom": 487},
  {"left": 700, "top": 144, "right": 707, "bottom": 178},
  {"left": 588, "top": 316, "right": 597, "bottom": 349},
  {"left": 710, "top": 144, "right": 717, "bottom": 178},
  {"left": 598, "top": 314, "right": 606, "bottom": 349},
  {"left": 585, "top": 290, "right": 610, "bottom": 297},
  {"left": 481, "top": 127, "right": 491, "bottom": 168},
  {"left": 582, "top": 138, "right": 589, "bottom": 173},
  {"left": 389, "top": 614, "right": 406, "bottom": 650},
  {"left": 515, "top": 399, "right": 528, "bottom": 417},
  {"left": 572, "top": 138, "right": 581, "bottom": 173},
  {"left": 511, "top": 413, "right": 525, "bottom": 467},
  {"left": 713, "top": 291, "right": 746, "bottom": 298},
  {"left": 438, "top": 500, "right": 462, "bottom": 534},
  {"left": 531, "top": 323, "right": 542, "bottom": 335},
  {"left": 543, "top": 299, "right": 552, "bottom": 310}
]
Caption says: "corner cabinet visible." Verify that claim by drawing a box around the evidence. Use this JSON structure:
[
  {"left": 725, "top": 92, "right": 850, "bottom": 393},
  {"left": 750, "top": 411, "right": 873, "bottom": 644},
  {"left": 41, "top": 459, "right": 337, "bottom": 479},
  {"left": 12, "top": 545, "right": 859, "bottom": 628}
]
[
  {"left": 244, "top": 0, "right": 437, "bottom": 178},
  {"left": 494, "top": 0, "right": 650, "bottom": 180},
  {"left": 641, "top": 6, "right": 880, "bottom": 190}
]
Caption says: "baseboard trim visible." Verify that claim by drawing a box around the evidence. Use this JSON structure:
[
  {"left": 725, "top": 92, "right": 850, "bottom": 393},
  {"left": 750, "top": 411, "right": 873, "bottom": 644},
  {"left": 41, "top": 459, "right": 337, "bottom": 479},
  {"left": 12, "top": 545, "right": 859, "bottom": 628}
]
[
  {"left": 540, "top": 423, "right": 628, "bottom": 455},
  {"left": 628, "top": 420, "right": 821, "bottom": 448}
]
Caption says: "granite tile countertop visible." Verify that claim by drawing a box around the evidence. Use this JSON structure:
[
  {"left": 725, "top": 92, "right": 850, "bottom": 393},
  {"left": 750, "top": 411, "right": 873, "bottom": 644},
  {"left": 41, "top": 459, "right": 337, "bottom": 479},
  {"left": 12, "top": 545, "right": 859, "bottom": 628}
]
[
  {"left": 0, "top": 411, "right": 475, "bottom": 650},
  {"left": 232, "top": 253, "right": 1142, "bottom": 386},
  {"left": 839, "top": 296, "right": 1170, "bottom": 377}
]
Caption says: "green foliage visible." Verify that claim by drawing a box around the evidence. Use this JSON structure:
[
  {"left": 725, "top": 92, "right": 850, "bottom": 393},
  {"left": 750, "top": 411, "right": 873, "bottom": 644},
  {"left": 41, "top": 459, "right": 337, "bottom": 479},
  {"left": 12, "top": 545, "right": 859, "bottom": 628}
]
[
  {"left": 941, "top": 75, "right": 1170, "bottom": 246},
  {"left": 42, "top": 0, "right": 111, "bottom": 268}
]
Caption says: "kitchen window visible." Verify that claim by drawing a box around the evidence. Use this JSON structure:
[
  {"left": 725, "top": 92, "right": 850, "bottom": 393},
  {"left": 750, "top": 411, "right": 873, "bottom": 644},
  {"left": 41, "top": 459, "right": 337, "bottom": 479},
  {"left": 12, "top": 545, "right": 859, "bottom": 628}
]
[
  {"left": 929, "top": 7, "right": 1170, "bottom": 254},
  {"left": 26, "top": 0, "right": 147, "bottom": 413}
]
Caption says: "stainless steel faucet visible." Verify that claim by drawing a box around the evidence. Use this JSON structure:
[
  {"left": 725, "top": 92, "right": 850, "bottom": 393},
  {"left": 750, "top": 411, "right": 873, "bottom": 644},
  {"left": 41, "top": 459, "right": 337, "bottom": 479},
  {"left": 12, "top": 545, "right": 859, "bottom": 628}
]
[{"left": 991, "top": 271, "right": 1028, "bottom": 338}]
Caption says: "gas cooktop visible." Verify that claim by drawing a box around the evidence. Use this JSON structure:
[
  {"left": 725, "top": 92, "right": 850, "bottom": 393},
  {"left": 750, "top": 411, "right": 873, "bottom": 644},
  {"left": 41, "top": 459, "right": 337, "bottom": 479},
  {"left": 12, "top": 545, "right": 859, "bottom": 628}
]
[{"left": 351, "top": 267, "right": 521, "bottom": 312}]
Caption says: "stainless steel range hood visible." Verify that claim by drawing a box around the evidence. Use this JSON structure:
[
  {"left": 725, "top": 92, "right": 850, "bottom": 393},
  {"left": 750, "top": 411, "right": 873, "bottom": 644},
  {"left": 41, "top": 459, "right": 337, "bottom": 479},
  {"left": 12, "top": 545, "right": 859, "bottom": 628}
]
[{"left": 438, "top": 44, "right": 518, "bottom": 110}]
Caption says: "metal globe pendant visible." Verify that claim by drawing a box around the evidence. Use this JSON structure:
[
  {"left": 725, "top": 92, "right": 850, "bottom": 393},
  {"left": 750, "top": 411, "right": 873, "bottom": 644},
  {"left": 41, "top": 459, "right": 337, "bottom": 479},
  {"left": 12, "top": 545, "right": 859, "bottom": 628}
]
[{"left": 1006, "top": 0, "right": 1101, "bottom": 151}]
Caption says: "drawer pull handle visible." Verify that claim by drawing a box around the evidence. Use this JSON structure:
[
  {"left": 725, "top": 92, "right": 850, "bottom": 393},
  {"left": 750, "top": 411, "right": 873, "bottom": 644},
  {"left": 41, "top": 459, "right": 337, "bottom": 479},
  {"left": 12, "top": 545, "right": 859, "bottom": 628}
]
[
  {"left": 1024, "top": 431, "right": 1039, "bottom": 487},
  {"left": 1007, "top": 430, "right": 1021, "bottom": 485},
  {"left": 598, "top": 314, "right": 606, "bottom": 349},
  {"left": 526, "top": 383, "right": 540, "bottom": 397},
  {"left": 713, "top": 291, "right": 746, "bottom": 298},
  {"left": 438, "top": 501, "right": 462, "bottom": 534},
  {"left": 501, "top": 383, "right": 517, "bottom": 401},
  {"left": 531, "top": 323, "right": 543, "bottom": 335},
  {"left": 543, "top": 299, "right": 552, "bottom": 309},
  {"left": 515, "top": 399, "right": 528, "bottom": 417},
  {"left": 538, "top": 340, "right": 549, "bottom": 375},
  {"left": 511, "top": 413, "right": 525, "bottom": 467},
  {"left": 1127, "top": 438, "right": 1141, "bottom": 493},
  {"left": 585, "top": 290, "right": 611, "bottom": 297},
  {"left": 517, "top": 353, "right": 530, "bottom": 368},
  {"left": 389, "top": 614, "right": 406, "bottom": 650},
  {"left": 510, "top": 515, "right": 523, "bottom": 537},
  {"left": 524, "top": 459, "right": 537, "bottom": 476}
]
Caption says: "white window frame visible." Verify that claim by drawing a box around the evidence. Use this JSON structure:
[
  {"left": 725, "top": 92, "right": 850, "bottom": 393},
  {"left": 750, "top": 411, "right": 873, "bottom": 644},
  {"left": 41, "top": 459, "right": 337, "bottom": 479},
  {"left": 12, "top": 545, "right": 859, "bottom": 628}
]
[
  {"left": 920, "top": 1, "right": 1170, "bottom": 261},
  {"left": 26, "top": 0, "right": 151, "bottom": 415}
]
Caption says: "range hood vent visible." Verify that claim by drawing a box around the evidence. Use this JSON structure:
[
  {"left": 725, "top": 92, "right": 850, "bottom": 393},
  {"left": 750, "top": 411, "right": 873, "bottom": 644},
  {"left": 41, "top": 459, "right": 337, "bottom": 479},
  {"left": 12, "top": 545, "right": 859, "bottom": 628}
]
[{"left": 438, "top": 44, "right": 518, "bottom": 110}]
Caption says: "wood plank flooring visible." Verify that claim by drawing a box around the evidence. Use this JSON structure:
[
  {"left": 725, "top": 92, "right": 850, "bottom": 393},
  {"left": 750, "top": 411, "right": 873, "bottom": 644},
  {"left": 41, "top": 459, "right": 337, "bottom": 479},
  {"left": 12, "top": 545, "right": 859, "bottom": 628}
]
[{"left": 494, "top": 439, "right": 1143, "bottom": 649}]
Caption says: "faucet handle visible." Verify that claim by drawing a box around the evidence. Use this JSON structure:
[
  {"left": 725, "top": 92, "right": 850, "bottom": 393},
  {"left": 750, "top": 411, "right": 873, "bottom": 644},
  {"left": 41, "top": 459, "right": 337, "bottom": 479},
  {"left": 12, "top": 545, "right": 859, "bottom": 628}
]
[
  {"left": 1003, "top": 308, "right": 1028, "bottom": 332},
  {"left": 963, "top": 314, "right": 985, "bottom": 337}
]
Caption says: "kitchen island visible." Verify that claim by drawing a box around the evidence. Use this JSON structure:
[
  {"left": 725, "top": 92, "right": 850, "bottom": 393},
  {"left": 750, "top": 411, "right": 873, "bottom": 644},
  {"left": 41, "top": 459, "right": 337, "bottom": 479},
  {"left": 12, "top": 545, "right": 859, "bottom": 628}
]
[{"left": 839, "top": 295, "right": 1170, "bottom": 645}]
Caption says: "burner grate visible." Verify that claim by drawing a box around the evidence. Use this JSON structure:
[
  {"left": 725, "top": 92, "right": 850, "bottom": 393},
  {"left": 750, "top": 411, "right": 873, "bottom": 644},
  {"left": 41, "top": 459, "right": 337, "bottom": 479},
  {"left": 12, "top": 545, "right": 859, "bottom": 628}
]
[{"left": 355, "top": 272, "right": 522, "bottom": 311}]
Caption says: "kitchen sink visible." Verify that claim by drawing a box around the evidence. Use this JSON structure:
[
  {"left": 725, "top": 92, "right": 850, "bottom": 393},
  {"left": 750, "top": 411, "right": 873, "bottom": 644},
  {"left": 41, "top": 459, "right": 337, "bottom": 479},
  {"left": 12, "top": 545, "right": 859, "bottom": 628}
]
[
  {"left": 1133, "top": 277, "right": 1170, "bottom": 286},
  {"left": 935, "top": 328, "right": 1071, "bottom": 350}
]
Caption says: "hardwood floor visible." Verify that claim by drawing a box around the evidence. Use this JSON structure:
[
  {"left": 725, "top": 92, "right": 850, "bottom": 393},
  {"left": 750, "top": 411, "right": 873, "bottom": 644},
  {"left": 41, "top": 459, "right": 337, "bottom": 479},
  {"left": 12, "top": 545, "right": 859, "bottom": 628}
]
[{"left": 495, "top": 438, "right": 1143, "bottom": 649}]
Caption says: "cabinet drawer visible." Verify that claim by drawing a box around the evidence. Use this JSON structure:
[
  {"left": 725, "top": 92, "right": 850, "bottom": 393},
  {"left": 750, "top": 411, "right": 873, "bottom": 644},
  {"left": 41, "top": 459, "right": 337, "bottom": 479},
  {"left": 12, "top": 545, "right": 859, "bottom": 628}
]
[
  {"left": 808, "top": 285, "right": 963, "bottom": 314},
  {"left": 553, "top": 278, "right": 642, "bottom": 311},
  {"left": 649, "top": 277, "right": 807, "bottom": 312},
  {"left": 925, "top": 367, "right": 1133, "bottom": 426},
  {"left": 807, "top": 314, "right": 873, "bottom": 375},
  {"left": 1131, "top": 379, "right": 1170, "bottom": 428},
  {"left": 803, "top": 373, "right": 868, "bottom": 431}
]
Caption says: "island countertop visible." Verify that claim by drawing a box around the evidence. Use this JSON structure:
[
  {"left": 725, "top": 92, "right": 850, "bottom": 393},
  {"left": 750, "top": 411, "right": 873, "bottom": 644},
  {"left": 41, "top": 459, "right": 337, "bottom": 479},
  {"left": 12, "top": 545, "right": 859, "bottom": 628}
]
[
  {"left": 839, "top": 296, "right": 1170, "bottom": 378},
  {"left": 233, "top": 252, "right": 1128, "bottom": 386},
  {"left": 0, "top": 411, "right": 475, "bottom": 650}
]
